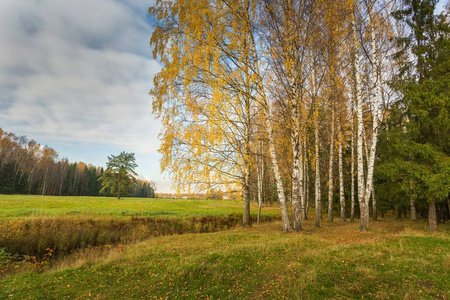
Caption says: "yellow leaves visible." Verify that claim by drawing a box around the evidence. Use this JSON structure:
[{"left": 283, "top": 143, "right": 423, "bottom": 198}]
[{"left": 150, "top": 0, "right": 268, "bottom": 194}]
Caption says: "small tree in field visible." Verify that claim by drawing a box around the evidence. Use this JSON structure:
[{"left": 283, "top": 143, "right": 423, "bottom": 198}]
[{"left": 99, "top": 152, "right": 138, "bottom": 199}]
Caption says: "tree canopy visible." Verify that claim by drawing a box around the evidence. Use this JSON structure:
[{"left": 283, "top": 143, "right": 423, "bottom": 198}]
[{"left": 99, "top": 152, "right": 138, "bottom": 199}]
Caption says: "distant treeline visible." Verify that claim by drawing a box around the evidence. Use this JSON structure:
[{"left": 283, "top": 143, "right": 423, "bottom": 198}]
[{"left": 0, "top": 129, "right": 155, "bottom": 197}]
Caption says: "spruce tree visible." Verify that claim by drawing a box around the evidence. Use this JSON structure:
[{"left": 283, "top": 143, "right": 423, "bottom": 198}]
[{"left": 378, "top": 0, "right": 449, "bottom": 231}]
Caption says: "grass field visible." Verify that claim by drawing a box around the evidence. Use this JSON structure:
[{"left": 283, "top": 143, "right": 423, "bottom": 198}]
[
  {"left": 0, "top": 195, "right": 279, "bottom": 261},
  {"left": 0, "top": 195, "right": 449, "bottom": 299},
  {"left": 0, "top": 195, "right": 279, "bottom": 219}
]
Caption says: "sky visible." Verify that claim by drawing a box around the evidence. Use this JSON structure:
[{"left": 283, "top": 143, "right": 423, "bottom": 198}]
[{"left": 0, "top": 0, "right": 175, "bottom": 192}]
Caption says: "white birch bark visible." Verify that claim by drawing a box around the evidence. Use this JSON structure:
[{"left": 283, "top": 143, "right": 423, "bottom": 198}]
[
  {"left": 289, "top": 66, "right": 302, "bottom": 230},
  {"left": 73, "top": 165, "right": 78, "bottom": 192},
  {"left": 372, "top": 184, "right": 377, "bottom": 220},
  {"left": 361, "top": 123, "right": 377, "bottom": 221},
  {"left": 291, "top": 131, "right": 302, "bottom": 231},
  {"left": 362, "top": 12, "right": 380, "bottom": 229},
  {"left": 266, "top": 114, "right": 291, "bottom": 231},
  {"left": 291, "top": 99, "right": 304, "bottom": 231},
  {"left": 314, "top": 109, "right": 321, "bottom": 228},
  {"left": 242, "top": 168, "right": 251, "bottom": 226},
  {"left": 245, "top": 10, "right": 291, "bottom": 231},
  {"left": 338, "top": 120, "right": 346, "bottom": 222},
  {"left": 242, "top": 100, "right": 252, "bottom": 227},
  {"left": 303, "top": 137, "right": 308, "bottom": 220},
  {"left": 350, "top": 113, "right": 355, "bottom": 222},
  {"left": 59, "top": 170, "right": 65, "bottom": 196},
  {"left": 256, "top": 140, "right": 264, "bottom": 225},
  {"left": 298, "top": 135, "right": 305, "bottom": 222},
  {"left": 327, "top": 109, "right": 335, "bottom": 222},
  {"left": 352, "top": 15, "right": 366, "bottom": 230},
  {"left": 27, "top": 159, "right": 41, "bottom": 193},
  {"left": 256, "top": 161, "right": 263, "bottom": 225},
  {"left": 41, "top": 167, "right": 48, "bottom": 195},
  {"left": 362, "top": 125, "right": 373, "bottom": 216}
]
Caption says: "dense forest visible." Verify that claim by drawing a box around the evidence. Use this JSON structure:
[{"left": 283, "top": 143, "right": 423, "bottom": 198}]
[
  {"left": 150, "top": 0, "right": 449, "bottom": 231},
  {"left": 0, "top": 129, "right": 155, "bottom": 198}
]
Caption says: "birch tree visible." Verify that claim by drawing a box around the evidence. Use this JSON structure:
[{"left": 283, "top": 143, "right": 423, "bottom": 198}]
[
  {"left": 150, "top": 0, "right": 293, "bottom": 229},
  {"left": 261, "top": 0, "right": 324, "bottom": 231}
]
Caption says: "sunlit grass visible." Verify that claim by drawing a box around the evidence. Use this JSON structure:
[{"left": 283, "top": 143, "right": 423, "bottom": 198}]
[
  {"left": 1, "top": 216, "right": 448, "bottom": 299},
  {"left": 0, "top": 195, "right": 279, "bottom": 219},
  {"left": 0, "top": 195, "right": 448, "bottom": 298}
]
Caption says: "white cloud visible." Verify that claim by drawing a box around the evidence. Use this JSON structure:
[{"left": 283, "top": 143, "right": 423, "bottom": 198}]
[{"left": 0, "top": 0, "right": 173, "bottom": 192}]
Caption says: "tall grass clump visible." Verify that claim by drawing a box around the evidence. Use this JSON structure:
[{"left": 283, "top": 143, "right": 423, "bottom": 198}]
[{"left": 0, "top": 214, "right": 278, "bottom": 259}]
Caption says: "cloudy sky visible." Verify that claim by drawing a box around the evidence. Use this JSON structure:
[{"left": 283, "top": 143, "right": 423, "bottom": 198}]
[{"left": 0, "top": 0, "right": 174, "bottom": 192}]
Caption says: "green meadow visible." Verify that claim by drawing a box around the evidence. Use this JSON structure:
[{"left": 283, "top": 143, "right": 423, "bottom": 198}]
[
  {"left": 0, "top": 195, "right": 449, "bottom": 299},
  {"left": 0, "top": 195, "right": 279, "bottom": 219}
]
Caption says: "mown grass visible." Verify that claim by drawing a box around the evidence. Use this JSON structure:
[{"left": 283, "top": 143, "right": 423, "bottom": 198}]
[
  {"left": 0, "top": 195, "right": 279, "bottom": 219},
  {"left": 1, "top": 217, "right": 448, "bottom": 299}
]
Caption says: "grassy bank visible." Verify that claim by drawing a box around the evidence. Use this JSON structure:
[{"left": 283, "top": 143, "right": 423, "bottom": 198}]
[
  {"left": 0, "top": 214, "right": 278, "bottom": 259},
  {"left": 0, "top": 195, "right": 279, "bottom": 219},
  {"left": 0, "top": 195, "right": 280, "bottom": 276},
  {"left": 1, "top": 218, "right": 449, "bottom": 299}
]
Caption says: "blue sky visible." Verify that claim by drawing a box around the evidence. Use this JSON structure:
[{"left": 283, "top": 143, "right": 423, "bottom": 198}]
[{"left": 0, "top": 0, "right": 173, "bottom": 192}]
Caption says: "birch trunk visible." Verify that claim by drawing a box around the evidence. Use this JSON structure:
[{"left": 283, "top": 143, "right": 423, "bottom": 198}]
[
  {"left": 299, "top": 135, "right": 305, "bottom": 222},
  {"left": 362, "top": 12, "right": 380, "bottom": 230},
  {"left": 362, "top": 127, "right": 375, "bottom": 220},
  {"left": 266, "top": 114, "right": 291, "bottom": 231},
  {"left": 351, "top": 127, "right": 355, "bottom": 223},
  {"left": 59, "top": 174, "right": 64, "bottom": 196},
  {"left": 289, "top": 83, "right": 302, "bottom": 230},
  {"left": 18, "top": 171, "right": 24, "bottom": 185},
  {"left": 372, "top": 185, "right": 377, "bottom": 220},
  {"left": 303, "top": 138, "right": 308, "bottom": 220},
  {"left": 27, "top": 161, "right": 39, "bottom": 194},
  {"left": 73, "top": 166, "right": 78, "bottom": 193},
  {"left": 41, "top": 167, "right": 48, "bottom": 195},
  {"left": 352, "top": 15, "right": 366, "bottom": 230},
  {"left": 257, "top": 188, "right": 262, "bottom": 225},
  {"left": 246, "top": 12, "right": 291, "bottom": 231},
  {"left": 338, "top": 121, "right": 346, "bottom": 222},
  {"left": 242, "top": 170, "right": 251, "bottom": 226},
  {"left": 256, "top": 143, "right": 263, "bottom": 225},
  {"left": 304, "top": 138, "right": 309, "bottom": 220},
  {"left": 327, "top": 109, "right": 335, "bottom": 222},
  {"left": 291, "top": 133, "right": 302, "bottom": 231},
  {"left": 242, "top": 102, "right": 252, "bottom": 227},
  {"left": 59, "top": 162, "right": 67, "bottom": 196},
  {"left": 314, "top": 111, "right": 321, "bottom": 228},
  {"left": 14, "top": 160, "right": 20, "bottom": 180}
]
